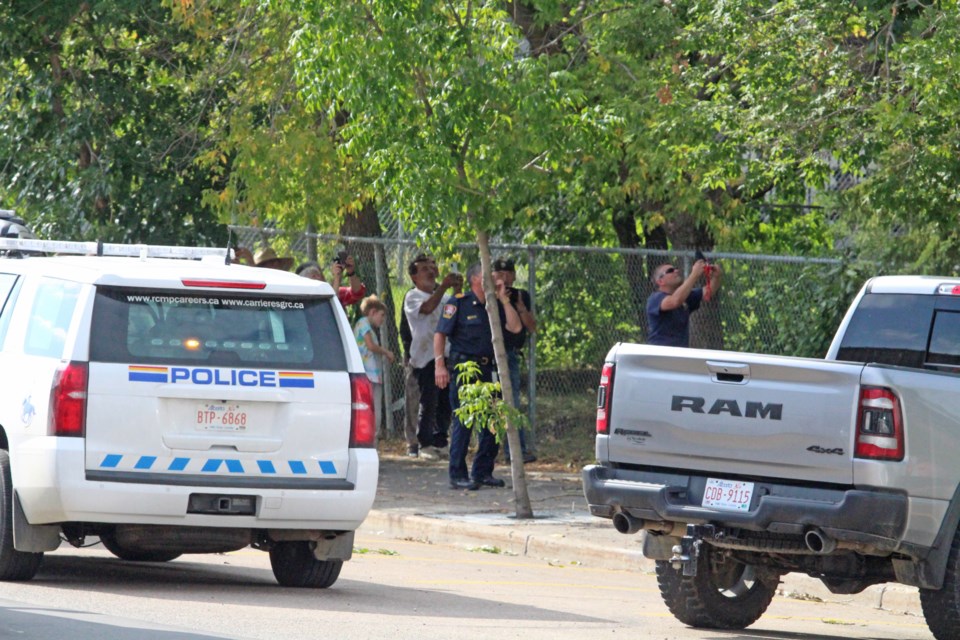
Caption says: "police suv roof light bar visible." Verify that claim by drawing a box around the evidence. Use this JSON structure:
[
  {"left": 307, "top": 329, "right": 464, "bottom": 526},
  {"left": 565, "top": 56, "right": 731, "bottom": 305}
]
[{"left": 0, "top": 238, "right": 234, "bottom": 261}]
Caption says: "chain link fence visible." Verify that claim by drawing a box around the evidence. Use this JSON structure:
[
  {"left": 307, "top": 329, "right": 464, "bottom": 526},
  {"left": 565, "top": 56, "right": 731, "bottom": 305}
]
[{"left": 229, "top": 226, "right": 850, "bottom": 449}]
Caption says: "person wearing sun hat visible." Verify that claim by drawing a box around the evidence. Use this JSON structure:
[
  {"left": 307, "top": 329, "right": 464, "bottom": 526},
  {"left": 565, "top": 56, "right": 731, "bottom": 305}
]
[
  {"left": 253, "top": 247, "right": 295, "bottom": 271},
  {"left": 233, "top": 245, "right": 294, "bottom": 271}
]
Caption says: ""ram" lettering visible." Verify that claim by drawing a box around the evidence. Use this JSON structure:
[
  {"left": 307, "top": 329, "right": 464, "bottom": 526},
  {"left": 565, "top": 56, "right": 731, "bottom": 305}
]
[{"left": 671, "top": 396, "right": 783, "bottom": 420}]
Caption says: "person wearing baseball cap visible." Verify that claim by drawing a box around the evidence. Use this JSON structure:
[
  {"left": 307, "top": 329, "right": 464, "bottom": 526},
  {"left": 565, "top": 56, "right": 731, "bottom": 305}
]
[{"left": 492, "top": 256, "right": 538, "bottom": 464}]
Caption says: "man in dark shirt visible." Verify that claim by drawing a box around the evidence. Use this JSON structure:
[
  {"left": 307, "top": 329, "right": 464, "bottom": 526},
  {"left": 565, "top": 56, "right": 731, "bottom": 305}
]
[
  {"left": 492, "top": 257, "right": 537, "bottom": 463},
  {"left": 647, "top": 259, "right": 722, "bottom": 347},
  {"left": 434, "top": 263, "right": 522, "bottom": 490}
]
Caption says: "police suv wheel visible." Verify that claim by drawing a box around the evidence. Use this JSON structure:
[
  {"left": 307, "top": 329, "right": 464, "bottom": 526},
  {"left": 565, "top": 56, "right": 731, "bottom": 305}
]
[
  {"left": 0, "top": 451, "right": 43, "bottom": 581},
  {"left": 655, "top": 547, "right": 779, "bottom": 629},
  {"left": 269, "top": 541, "right": 342, "bottom": 588}
]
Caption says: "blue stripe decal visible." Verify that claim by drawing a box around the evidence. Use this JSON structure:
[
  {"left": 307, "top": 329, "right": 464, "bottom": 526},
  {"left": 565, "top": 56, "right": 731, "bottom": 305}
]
[
  {"left": 258, "top": 460, "right": 276, "bottom": 474},
  {"left": 278, "top": 379, "right": 315, "bottom": 388},
  {"left": 288, "top": 461, "right": 307, "bottom": 475},
  {"left": 96, "top": 454, "right": 339, "bottom": 478},
  {"left": 134, "top": 456, "right": 157, "bottom": 470},
  {"left": 128, "top": 372, "right": 169, "bottom": 383}
]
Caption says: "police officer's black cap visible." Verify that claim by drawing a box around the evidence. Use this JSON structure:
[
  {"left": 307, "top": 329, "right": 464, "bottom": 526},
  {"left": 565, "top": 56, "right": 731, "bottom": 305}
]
[{"left": 492, "top": 257, "right": 515, "bottom": 272}]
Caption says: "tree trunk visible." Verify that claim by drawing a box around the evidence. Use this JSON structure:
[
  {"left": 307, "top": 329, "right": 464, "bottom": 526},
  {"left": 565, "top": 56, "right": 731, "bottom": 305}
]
[
  {"left": 611, "top": 205, "right": 648, "bottom": 328},
  {"left": 477, "top": 229, "right": 533, "bottom": 519}
]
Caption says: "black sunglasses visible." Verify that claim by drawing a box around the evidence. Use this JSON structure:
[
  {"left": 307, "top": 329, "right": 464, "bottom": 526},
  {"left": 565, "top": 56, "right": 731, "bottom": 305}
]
[{"left": 659, "top": 267, "right": 678, "bottom": 278}]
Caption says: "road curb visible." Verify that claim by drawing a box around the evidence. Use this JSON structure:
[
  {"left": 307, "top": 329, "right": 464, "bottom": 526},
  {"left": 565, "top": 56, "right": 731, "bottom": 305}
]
[
  {"left": 360, "top": 509, "right": 924, "bottom": 618},
  {"left": 361, "top": 509, "right": 650, "bottom": 571}
]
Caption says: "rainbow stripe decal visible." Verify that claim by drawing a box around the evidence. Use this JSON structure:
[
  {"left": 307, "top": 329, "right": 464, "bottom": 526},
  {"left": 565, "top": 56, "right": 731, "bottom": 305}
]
[
  {"left": 278, "top": 371, "right": 315, "bottom": 388},
  {"left": 128, "top": 366, "right": 169, "bottom": 383}
]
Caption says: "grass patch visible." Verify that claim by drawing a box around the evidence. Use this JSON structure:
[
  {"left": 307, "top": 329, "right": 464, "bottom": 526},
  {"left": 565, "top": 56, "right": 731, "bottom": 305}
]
[
  {"left": 468, "top": 545, "right": 517, "bottom": 555},
  {"left": 528, "top": 390, "right": 596, "bottom": 471},
  {"left": 353, "top": 547, "right": 399, "bottom": 556}
]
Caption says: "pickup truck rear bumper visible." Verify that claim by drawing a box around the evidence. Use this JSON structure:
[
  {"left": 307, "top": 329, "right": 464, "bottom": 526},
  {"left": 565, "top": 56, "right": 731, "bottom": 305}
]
[{"left": 583, "top": 464, "right": 907, "bottom": 547}]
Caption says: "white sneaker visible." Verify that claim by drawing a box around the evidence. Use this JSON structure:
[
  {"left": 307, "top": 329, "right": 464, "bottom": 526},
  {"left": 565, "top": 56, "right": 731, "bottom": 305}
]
[{"left": 419, "top": 446, "right": 440, "bottom": 461}]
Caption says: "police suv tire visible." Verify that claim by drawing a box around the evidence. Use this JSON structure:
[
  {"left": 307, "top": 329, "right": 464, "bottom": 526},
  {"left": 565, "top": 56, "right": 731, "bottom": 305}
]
[
  {"left": 269, "top": 541, "right": 342, "bottom": 588},
  {"left": 920, "top": 525, "right": 960, "bottom": 640},
  {"left": 98, "top": 531, "right": 182, "bottom": 563},
  {"left": 655, "top": 548, "right": 779, "bottom": 629},
  {"left": 0, "top": 450, "right": 43, "bottom": 581}
]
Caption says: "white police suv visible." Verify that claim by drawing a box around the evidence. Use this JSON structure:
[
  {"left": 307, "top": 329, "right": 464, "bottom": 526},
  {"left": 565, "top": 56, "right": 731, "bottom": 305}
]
[{"left": 0, "top": 238, "right": 378, "bottom": 587}]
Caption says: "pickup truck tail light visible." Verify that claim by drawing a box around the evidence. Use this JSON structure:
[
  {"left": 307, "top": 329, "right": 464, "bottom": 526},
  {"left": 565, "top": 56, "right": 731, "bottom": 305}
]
[
  {"left": 596, "top": 362, "right": 615, "bottom": 434},
  {"left": 350, "top": 373, "right": 376, "bottom": 448},
  {"left": 855, "top": 386, "right": 904, "bottom": 461},
  {"left": 49, "top": 362, "right": 88, "bottom": 437}
]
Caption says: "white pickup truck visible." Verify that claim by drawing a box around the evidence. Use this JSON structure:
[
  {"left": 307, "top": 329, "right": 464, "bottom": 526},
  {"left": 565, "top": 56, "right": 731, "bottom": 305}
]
[{"left": 583, "top": 275, "right": 960, "bottom": 640}]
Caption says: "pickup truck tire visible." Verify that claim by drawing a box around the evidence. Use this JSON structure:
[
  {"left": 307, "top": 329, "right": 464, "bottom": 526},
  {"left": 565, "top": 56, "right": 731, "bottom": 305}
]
[
  {"left": 269, "top": 541, "right": 342, "bottom": 588},
  {"left": 919, "top": 526, "right": 960, "bottom": 640},
  {"left": 0, "top": 451, "right": 43, "bottom": 581},
  {"left": 97, "top": 531, "right": 182, "bottom": 563},
  {"left": 655, "top": 548, "right": 779, "bottom": 629}
]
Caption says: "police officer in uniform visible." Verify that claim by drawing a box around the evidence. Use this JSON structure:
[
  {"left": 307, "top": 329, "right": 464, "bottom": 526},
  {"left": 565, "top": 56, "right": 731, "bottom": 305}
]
[{"left": 434, "top": 262, "right": 522, "bottom": 490}]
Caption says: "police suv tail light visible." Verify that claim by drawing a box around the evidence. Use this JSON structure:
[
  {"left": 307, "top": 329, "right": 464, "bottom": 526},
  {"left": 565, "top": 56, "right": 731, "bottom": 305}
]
[
  {"left": 50, "top": 362, "right": 88, "bottom": 437},
  {"left": 596, "top": 362, "right": 615, "bottom": 434},
  {"left": 855, "top": 386, "right": 904, "bottom": 461},
  {"left": 349, "top": 373, "right": 376, "bottom": 448}
]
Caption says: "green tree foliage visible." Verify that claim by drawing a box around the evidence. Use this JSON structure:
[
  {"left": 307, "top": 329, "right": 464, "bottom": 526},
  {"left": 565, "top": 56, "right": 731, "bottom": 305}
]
[
  {"left": 454, "top": 360, "right": 528, "bottom": 443},
  {"left": 677, "top": 0, "right": 960, "bottom": 272},
  {"left": 287, "top": 0, "right": 573, "bottom": 246},
  {"left": 176, "top": 2, "right": 354, "bottom": 235},
  {"left": 0, "top": 1, "right": 226, "bottom": 243},
  {"left": 284, "top": 0, "right": 583, "bottom": 517}
]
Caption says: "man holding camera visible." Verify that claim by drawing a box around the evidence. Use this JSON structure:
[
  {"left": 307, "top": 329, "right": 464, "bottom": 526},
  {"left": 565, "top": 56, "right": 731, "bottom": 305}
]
[
  {"left": 647, "top": 258, "right": 722, "bottom": 348},
  {"left": 403, "top": 254, "right": 462, "bottom": 460},
  {"left": 295, "top": 252, "right": 366, "bottom": 307}
]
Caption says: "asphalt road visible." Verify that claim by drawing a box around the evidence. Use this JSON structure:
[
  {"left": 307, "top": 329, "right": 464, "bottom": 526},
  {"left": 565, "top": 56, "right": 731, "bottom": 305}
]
[{"left": 0, "top": 536, "right": 935, "bottom": 640}]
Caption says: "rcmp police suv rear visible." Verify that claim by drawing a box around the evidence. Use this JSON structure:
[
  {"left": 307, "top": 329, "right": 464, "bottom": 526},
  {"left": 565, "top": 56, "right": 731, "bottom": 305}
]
[{"left": 0, "top": 237, "right": 378, "bottom": 587}]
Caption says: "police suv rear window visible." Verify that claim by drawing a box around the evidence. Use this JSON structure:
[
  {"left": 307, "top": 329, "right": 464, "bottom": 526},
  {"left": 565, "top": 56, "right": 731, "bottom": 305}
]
[{"left": 89, "top": 287, "right": 347, "bottom": 370}]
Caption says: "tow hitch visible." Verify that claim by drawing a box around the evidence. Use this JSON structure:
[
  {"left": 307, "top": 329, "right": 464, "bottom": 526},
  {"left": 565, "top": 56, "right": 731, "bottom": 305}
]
[{"left": 670, "top": 524, "right": 716, "bottom": 576}]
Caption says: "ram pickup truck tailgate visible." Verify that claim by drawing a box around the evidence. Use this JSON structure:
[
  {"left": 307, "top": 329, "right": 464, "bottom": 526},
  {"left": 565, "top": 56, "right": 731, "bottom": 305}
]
[{"left": 604, "top": 344, "right": 866, "bottom": 484}]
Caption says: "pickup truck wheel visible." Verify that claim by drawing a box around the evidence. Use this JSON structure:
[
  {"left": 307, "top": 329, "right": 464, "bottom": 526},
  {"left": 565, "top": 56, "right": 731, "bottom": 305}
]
[
  {"left": 98, "top": 532, "right": 182, "bottom": 563},
  {"left": 270, "top": 541, "right": 342, "bottom": 588},
  {"left": 0, "top": 450, "right": 43, "bottom": 581},
  {"left": 655, "top": 548, "right": 779, "bottom": 629},
  {"left": 920, "top": 526, "right": 960, "bottom": 640}
]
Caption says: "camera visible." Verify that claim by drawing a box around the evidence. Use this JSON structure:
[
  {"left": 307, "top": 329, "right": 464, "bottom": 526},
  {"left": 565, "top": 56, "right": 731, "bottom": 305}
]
[{"left": 332, "top": 250, "right": 348, "bottom": 265}]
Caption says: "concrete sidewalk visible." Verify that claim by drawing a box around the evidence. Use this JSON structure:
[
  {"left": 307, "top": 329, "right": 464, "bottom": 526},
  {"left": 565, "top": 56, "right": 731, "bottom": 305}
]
[{"left": 360, "top": 455, "right": 923, "bottom": 617}]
